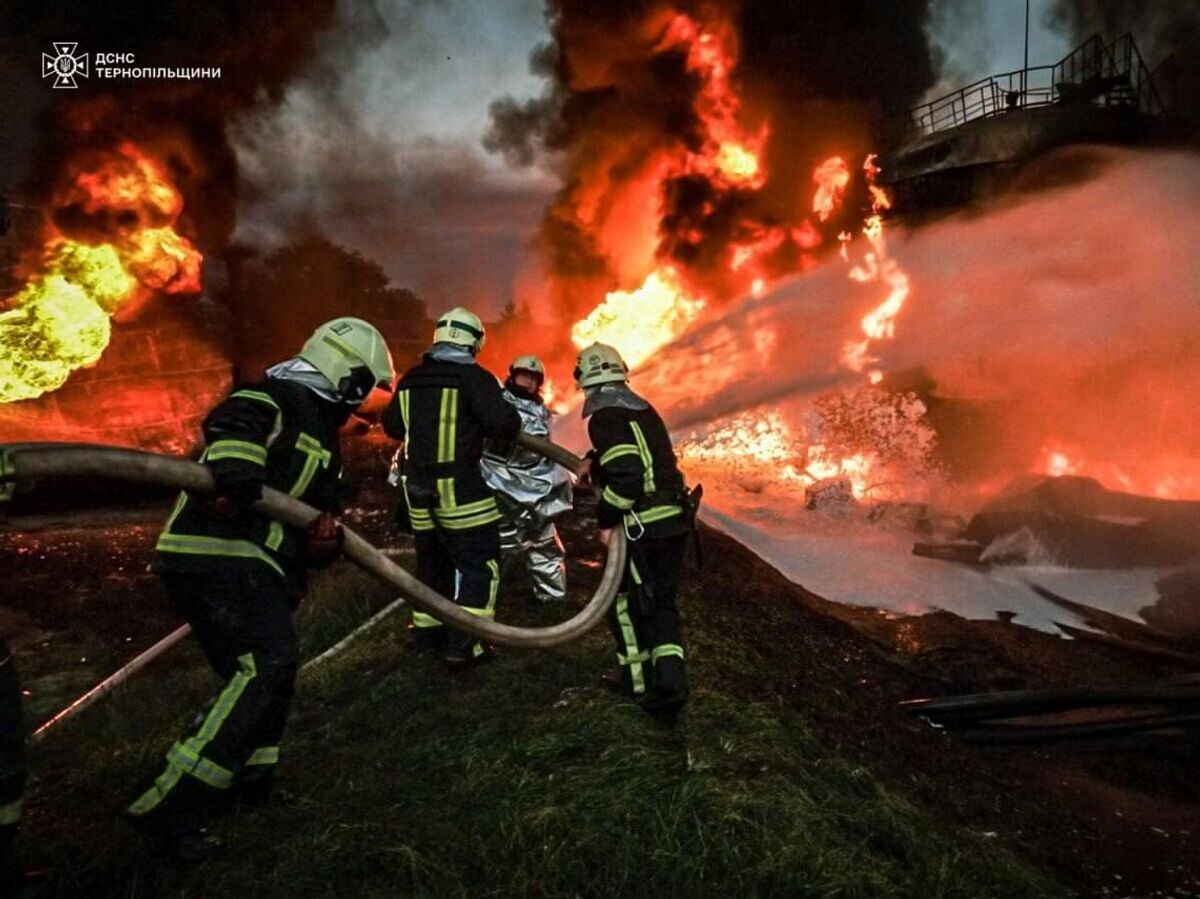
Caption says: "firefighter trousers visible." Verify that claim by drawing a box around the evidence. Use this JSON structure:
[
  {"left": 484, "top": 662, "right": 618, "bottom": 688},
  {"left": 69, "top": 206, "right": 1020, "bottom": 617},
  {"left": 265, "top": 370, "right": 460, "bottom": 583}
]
[
  {"left": 606, "top": 532, "right": 689, "bottom": 710},
  {"left": 0, "top": 637, "right": 25, "bottom": 881},
  {"left": 499, "top": 513, "right": 567, "bottom": 603},
  {"left": 412, "top": 523, "right": 501, "bottom": 658},
  {"left": 127, "top": 568, "right": 298, "bottom": 832}
]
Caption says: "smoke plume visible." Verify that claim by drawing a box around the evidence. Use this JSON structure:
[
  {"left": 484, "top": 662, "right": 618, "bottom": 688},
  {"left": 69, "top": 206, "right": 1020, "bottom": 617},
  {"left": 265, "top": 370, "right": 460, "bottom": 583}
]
[
  {"left": 1, "top": 0, "right": 340, "bottom": 250},
  {"left": 486, "top": 0, "right": 937, "bottom": 337},
  {"left": 1047, "top": 0, "right": 1200, "bottom": 120}
]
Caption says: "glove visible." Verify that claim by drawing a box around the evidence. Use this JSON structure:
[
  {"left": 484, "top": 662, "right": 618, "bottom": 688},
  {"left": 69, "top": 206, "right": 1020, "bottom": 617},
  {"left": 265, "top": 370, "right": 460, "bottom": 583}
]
[
  {"left": 306, "top": 512, "right": 344, "bottom": 565},
  {"left": 201, "top": 478, "right": 263, "bottom": 518},
  {"left": 575, "top": 457, "right": 595, "bottom": 490},
  {"left": 201, "top": 494, "right": 239, "bottom": 519}
]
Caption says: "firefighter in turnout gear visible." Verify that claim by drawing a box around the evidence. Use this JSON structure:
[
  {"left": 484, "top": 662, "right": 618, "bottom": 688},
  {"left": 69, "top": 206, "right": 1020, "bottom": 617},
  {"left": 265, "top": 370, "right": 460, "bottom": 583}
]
[
  {"left": 383, "top": 307, "right": 521, "bottom": 666},
  {"left": 128, "top": 317, "right": 394, "bottom": 860},
  {"left": 481, "top": 356, "right": 572, "bottom": 603},
  {"left": 574, "top": 343, "right": 690, "bottom": 716},
  {"left": 0, "top": 636, "right": 45, "bottom": 896}
]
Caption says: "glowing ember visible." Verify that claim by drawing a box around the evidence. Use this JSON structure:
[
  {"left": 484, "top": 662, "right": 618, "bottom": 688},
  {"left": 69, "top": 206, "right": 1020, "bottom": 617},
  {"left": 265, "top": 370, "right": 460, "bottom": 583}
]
[
  {"left": 571, "top": 269, "right": 705, "bottom": 369},
  {"left": 1042, "top": 447, "right": 1080, "bottom": 478},
  {"left": 0, "top": 142, "right": 202, "bottom": 403}
]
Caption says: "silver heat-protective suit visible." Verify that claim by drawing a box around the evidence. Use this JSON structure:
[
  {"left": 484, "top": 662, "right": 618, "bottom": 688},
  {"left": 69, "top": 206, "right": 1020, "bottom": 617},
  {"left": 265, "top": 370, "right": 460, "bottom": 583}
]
[{"left": 480, "top": 388, "right": 573, "bottom": 602}]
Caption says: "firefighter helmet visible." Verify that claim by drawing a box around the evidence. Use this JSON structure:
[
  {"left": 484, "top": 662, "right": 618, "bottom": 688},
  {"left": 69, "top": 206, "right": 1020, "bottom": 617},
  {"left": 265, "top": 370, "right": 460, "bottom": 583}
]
[
  {"left": 299, "top": 317, "right": 395, "bottom": 404},
  {"left": 433, "top": 306, "right": 486, "bottom": 353},
  {"left": 573, "top": 343, "right": 628, "bottom": 388},
  {"left": 509, "top": 354, "right": 545, "bottom": 386}
]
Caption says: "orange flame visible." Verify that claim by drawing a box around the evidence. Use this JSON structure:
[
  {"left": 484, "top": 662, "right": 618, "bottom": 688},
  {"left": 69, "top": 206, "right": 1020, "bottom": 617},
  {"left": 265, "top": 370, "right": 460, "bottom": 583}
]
[
  {"left": 571, "top": 268, "right": 705, "bottom": 368},
  {"left": 0, "top": 142, "right": 202, "bottom": 402},
  {"left": 841, "top": 154, "right": 909, "bottom": 379},
  {"left": 661, "top": 14, "right": 768, "bottom": 190},
  {"left": 812, "top": 156, "right": 851, "bottom": 222},
  {"left": 676, "top": 411, "right": 881, "bottom": 500}
]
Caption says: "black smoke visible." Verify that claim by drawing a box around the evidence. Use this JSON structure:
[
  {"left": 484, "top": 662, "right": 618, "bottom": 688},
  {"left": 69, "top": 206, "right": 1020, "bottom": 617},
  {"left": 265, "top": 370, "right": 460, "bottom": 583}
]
[
  {"left": 485, "top": 0, "right": 937, "bottom": 324},
  {"left": 1046, "top": 0, "right": 1200, "bottom": 121},
  {"left": 0, "top": 0, "right": 341, "bottom": 250}
]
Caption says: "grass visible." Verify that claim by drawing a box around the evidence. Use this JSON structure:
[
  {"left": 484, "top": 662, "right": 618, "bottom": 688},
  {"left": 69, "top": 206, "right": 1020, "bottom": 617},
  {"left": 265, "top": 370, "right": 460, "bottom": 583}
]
[{"left": 18, "top": 526, "right": 1063, "bottom": 898}]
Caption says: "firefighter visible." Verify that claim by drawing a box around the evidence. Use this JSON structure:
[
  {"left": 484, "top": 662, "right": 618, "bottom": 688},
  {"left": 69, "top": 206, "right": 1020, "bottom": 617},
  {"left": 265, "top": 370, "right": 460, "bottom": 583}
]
[
  {"left": 127, "top": 317, "right": 394, "bottom": 861},
  {"left": 574, "top": 342, "right": 690, "bottom": 717},
  {"left": 0, "top": 636, "right": 45, "bottom": 896},
  {"left": 383, "top": 307, "right": 521, "bottom": 667},
  {"left": 481, "top": 356, "right": 572, "bottom": 604}
]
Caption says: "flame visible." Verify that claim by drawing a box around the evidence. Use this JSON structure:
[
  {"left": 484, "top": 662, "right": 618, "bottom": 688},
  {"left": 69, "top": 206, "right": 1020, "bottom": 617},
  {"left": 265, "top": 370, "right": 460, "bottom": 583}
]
[
  {"left": 812, "top": 156, "right": 851, "bottom": 222},
  {"left": 1036, "top": 443, "right": 1200, "bottom": 500},
  {"left": 571, "top": 268, "right": 705, "bottom": 369},
  {"left": 662, "top": 14, "right": 768, "bottom": 190},
  {"left": 841, "top": 155, "right": 909, "bottom": 378},
  {"left": 676, "top": 411, "right": 881, "bottom": 500},
  {"left": 0, "top": 142, "right": 202, "bottom": 403}
]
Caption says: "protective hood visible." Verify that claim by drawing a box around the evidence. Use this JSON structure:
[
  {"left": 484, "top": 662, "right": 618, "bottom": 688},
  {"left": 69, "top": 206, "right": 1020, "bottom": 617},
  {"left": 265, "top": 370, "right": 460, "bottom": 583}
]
[
  {"left": 426, "top": 342, "right": 478, "bottom": 365},
  {"left": 266, "top": 357, "right": 342, "bottom": 404},
  {"left": 504, "top": 379, "right": 543, "bottom": 404},
  {"left": 582, "top": 383, "right": 650, "bottom": 418}
]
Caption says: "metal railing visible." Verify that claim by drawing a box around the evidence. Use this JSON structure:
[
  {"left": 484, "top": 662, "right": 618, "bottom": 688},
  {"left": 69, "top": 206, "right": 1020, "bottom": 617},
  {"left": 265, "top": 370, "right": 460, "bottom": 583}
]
[{"left": 889, "top": 33, "right": 1166, "bottom": 143}]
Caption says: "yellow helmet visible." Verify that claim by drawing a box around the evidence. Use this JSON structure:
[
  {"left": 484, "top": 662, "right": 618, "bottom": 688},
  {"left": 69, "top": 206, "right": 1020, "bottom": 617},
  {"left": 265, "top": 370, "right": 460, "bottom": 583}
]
[
  {"left": 573, "top": 342, "right": 628, "bottom": 388},
  {"left": 433, "top": 306, "right": 486, "bottom": 353},
  {"left": 299, "top": 317, "right": 395, "bottom": 403}
]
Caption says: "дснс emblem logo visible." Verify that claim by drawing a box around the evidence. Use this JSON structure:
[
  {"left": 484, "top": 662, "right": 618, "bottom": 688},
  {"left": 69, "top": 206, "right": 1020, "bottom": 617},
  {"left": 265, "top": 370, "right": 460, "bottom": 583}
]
[{"left": 42, "top": 42, "right": 89, "bottom": 89}]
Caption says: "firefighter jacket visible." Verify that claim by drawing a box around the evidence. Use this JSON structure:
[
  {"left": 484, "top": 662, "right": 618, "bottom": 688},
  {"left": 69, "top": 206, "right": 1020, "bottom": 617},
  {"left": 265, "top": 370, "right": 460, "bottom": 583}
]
[
  {"left": 382, "top": 348, "right": 521, "bottom": 532},
  {"left": 480, "top": 386, "right": 572, "bottom": 528},
  {"left": 153, "top": 378, "right": 344, "bottom": 595},
  {"left": 586, "top": 387, "right": 688, "bottom": 538}
]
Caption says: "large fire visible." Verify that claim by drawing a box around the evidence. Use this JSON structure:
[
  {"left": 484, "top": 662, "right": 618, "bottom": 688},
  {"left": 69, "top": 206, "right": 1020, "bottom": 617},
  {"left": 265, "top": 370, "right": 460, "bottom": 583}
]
[
  {"left": 0, "top": 141, "right": 202, "bottom": 403},
  {"left": 556, "top": 10, "right": 919, "bottom": 498}
]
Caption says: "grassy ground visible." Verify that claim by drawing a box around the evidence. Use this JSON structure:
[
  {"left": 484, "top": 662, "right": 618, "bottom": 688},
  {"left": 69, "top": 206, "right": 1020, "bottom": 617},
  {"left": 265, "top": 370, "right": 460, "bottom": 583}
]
[{"left": 14, "top": 515, "right": 1065, "bottom": 899}]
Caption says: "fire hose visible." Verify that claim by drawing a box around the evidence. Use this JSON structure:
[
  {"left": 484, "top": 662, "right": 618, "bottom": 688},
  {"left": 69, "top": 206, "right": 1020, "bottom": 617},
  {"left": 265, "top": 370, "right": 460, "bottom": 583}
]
[{"left": 0, "top": 435, "right": 625, "bottom": 737}]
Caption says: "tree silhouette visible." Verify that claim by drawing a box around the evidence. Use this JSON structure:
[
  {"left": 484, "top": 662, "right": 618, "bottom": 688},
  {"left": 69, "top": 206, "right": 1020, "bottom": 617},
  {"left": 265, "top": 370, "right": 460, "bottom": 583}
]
[{"left": 228, "top": 233, "right": 431, "bottom": 379}]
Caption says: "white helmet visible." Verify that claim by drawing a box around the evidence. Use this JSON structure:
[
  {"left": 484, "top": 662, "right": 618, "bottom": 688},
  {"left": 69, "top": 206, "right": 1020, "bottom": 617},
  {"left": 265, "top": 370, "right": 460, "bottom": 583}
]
[
  {"left": 299, "top": 317, "right": 395, "bottom": 404},
  {"left": 433, "top": 306, "right": 486, "bottom": 354},
  {"left": 509, "top": 354, "right": 545, "bottom": 386},
  {"left": 573, "top": 343, "right": 628, "bottom": 388}
]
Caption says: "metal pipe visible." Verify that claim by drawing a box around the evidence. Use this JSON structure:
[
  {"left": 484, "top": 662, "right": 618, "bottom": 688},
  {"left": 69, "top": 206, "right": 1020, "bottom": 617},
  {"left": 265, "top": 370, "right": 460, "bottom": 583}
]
[
  {"left": 30, "top": 624, "right": 192, "bottom": 742},
  {"left": 959, "top": 709, "right": 1200, "bottom": 744},
  {"left": 301, "top": 598, "right": 408, "bottom": 672},
  {"left": 903, "top": 685, "right": 1200, "bottom": 727}
]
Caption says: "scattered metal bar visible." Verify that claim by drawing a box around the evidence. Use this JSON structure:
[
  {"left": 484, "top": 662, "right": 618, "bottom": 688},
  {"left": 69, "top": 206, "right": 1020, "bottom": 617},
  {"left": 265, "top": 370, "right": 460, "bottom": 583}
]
[
  {"left": 1054, "top": 622, "right": 1200, "bottom": 668},
  {"left": 300, "top": 598, "right": 407, "bottom": 672},
  {"left": 31, "top": 624, "right": 192, "bottom": 742},
  {"left": 902, "top": 684, "right": 1200, "bottom": 725},
  {"left": 1027, "top": 582, "right": 1187, "bottom": 648},
  {"left": 957, "top": 710, "right": 1200, "bottom": 744}
]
